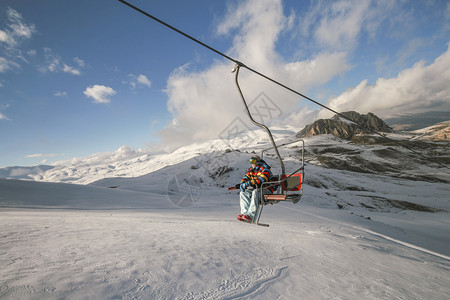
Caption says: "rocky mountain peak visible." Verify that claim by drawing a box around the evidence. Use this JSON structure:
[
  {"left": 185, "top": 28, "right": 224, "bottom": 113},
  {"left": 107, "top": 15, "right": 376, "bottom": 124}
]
[{"left": 297, "top": 111, "right": 392, "bottom": 140}]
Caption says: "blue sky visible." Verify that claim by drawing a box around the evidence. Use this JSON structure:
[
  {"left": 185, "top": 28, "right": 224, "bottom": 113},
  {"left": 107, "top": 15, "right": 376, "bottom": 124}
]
[{"left": 1, "top": 0, "right": 449, "bottom": 167}]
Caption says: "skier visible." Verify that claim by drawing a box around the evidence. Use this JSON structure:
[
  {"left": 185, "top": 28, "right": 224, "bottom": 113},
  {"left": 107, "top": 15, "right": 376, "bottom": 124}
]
[{"left": 237, "top": 155, "right": 276, "bottom": 222}]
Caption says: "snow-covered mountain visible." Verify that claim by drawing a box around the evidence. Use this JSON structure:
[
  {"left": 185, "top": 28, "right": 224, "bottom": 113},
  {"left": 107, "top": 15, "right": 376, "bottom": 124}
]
[
  {"left": 1, "top": 121, "right": 449, "bottom": 299},
  {"left": 0, "top": 164, "right": 55, "bottom": 181},
  {"left": 412, "top": 120, "right": 450, "bottom": 141},
  {"left": 1, "top": 119, "right": 448, "bottom": 183}
]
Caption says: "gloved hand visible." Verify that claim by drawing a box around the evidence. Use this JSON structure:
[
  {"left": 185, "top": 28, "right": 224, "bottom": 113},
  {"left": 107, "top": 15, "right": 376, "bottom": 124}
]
[{"left": 240, "top": 182, "right": 249, "bottom": 192}]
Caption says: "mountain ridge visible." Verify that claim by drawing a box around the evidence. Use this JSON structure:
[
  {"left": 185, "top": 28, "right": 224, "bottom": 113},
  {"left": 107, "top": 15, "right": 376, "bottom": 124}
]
[
  {"left": 296, "top": 111, "right": 393, "bottom": 140},
  {"left": 0, "top": 116, "right": 448, "bottom": 184}
]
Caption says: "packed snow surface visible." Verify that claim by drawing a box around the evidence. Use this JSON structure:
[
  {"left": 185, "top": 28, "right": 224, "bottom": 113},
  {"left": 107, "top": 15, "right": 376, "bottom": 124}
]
[{"left": 1, "top": 129, "right": 449, "bottom": 299}]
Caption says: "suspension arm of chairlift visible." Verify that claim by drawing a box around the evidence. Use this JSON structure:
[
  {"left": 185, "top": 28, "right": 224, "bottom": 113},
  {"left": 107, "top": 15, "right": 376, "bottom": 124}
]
[
  {"left": 260, "top": 165, "right": 304, "bottom": 193},
  {"left": 259, "top": 139, "right": 304, "bottom": 191},
  {"left": 232, "top": 63, "right": 285, "bottom": 176}
]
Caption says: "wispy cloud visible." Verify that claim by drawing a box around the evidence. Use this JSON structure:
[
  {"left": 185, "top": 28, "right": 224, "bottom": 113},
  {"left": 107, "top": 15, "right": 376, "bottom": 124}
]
[
  {"left": 0, "top": 7, "right": 36, "bottom": 49},
  {"left": 0, "top": 56, "right": 20, "bottom": 73},
  {"left": 0, "top": 29, "right": 15, "bottom": 47},
  {"left": 0, "top": 104, "right": 10, "bottom": 120},
  {"left": 83, "top": 85, "right": 116, "bottom": 104},
  {"left": 39, "top": 48, "right": 83, "bottom": 75},
  {"left": 62, "top": 64, "right": 81, "bottom": 75},
  {"left": 0, "top": 112, "right": 9, "bottom": 120},
  {"left": 0, "top": 7, "right": 36, "bottom": 72},
  {"left": 25, "top": 153, "right": 62, "bottom": 158},
  {"left": 25, "top": 153, "right": 64, "bottom": 164},
  {"left": 73, "top": 57, "right": 85, "bottom": 68},
  {"left": 52, "top": 145, "right": 144, "bottom": 167},
  {"left": 54, "top": 91, "right": 67, "bottom": 97}
]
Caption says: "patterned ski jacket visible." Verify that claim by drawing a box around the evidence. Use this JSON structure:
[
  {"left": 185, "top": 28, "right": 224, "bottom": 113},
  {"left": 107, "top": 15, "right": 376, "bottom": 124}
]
[{"left": 241, "top": 160, "right": 276, "bottom": 192}]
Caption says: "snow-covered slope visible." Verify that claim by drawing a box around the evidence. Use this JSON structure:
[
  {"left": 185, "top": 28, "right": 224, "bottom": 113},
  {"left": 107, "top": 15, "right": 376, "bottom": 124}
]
[
  {"left": 0, "top": 178, "right": 172, "bottom": 210},
  {"left": 1, "top": 126, "right": 449, "bottom": 299},
  {"left": 0, "top": 129, "right": 295, "bottom": 184},
  {"left": 412, "top": 120, "right": 450, "bottom": 141},
  {"left": 0, "top": 165, "right": 54, "bottom": 181},
  {"left": 303, "top": 134, "right": 449, "bottom": 183},
  {"left": 1, "top": 164, "right": 449, "bottom": 299}
]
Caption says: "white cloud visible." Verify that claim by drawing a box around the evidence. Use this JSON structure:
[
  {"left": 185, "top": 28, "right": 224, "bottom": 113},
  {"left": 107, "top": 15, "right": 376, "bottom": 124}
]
[
  {"left": 0, "top": 29, "right": 15, "bottom": 46},
  {"left": 282, "top": 52, "right": 350, "bottom": 90},
  {"left": 0, "top": 112, "right": 8, "bottom": 120},
  {"left": 314, "top": 0, "right": 371, "bottom": 50},
  {"left": 23, "top": 153, "right": 64, "bottom": 164},
  {"left": 7, "top": 8, "right": 34, "bottom": 37},
  {"left": 39, "top": 48, "right": 60, "bottom": 72},
  {"left": 320, "top": 44, "right": 450, "bottom": 119},
  {"left": 39, "top": 48, "right": 82, "bottom": 75},
  {"left": 0, "top": 56, "right": 20, "bottom": 73},
  {"left": 217, "top": 0, "right": 285, "bottom": 67},
  {"left": 127, "top": 74, "right": 152, "bottom": 89},
  {"left": 159, "top": 62, "right": 238, "bottom": 147},
  {"left": 53, "top": 145, "right": 144, "bottom": 167},
  {"left": 0, "top": 104, "right": 10, "bottom": 120},
  {"left": 0, "top": 8, "right": 35, "bottom": 49},
  {"left": 25, "top": 153, "right": 62, "bottom": 158},
  {"left": 62, "top": 64, "right": 81, "bottom": 75},
  {"left": 0, "top": 57, "right": 11, "bottom": 72},
  {"left": 83, "top": 85, "right": 116, "bottom": 104},
  {"left": 0, "top": 8, "right": 35, "bottom": 74},
  {"left": 157, "top": 0, "right": 350, "bottom": 148},
  {"left": 54, "top": 91, "right": 67, "bottom": 97},
  {"left": 298, "top": 0, "right": 400, "bottom": 53},
  {"left": 137, "top": 74, "right": 151, "bottom": 87},
  {"left": 73, "top": 57, "right": 85, "bottom": 68},
  {"left": 156, "top": 0, "right": 449, "bottom": 150}
]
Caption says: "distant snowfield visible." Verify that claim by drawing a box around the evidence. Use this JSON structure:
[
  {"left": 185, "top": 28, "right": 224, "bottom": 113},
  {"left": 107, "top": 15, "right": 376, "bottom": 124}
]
[{"left": 1, "top": 129, "right": 449, "bottom": 299}]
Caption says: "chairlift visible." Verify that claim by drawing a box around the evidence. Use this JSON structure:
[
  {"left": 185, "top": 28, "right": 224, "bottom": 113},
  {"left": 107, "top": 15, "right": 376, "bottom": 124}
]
[{"left": 230, "top": 63, "right": 305, "bottom": 227}]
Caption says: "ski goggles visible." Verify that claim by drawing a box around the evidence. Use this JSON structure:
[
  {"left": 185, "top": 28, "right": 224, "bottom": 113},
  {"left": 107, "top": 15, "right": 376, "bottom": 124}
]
[{"left": 249, "top": 158, "right": 259, "bottom": 164}]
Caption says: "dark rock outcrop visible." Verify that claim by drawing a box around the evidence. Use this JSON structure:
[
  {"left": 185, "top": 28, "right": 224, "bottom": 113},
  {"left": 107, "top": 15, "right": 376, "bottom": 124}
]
[{"left": 297, "top": 111, "right": 392, "bottom": 139}]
